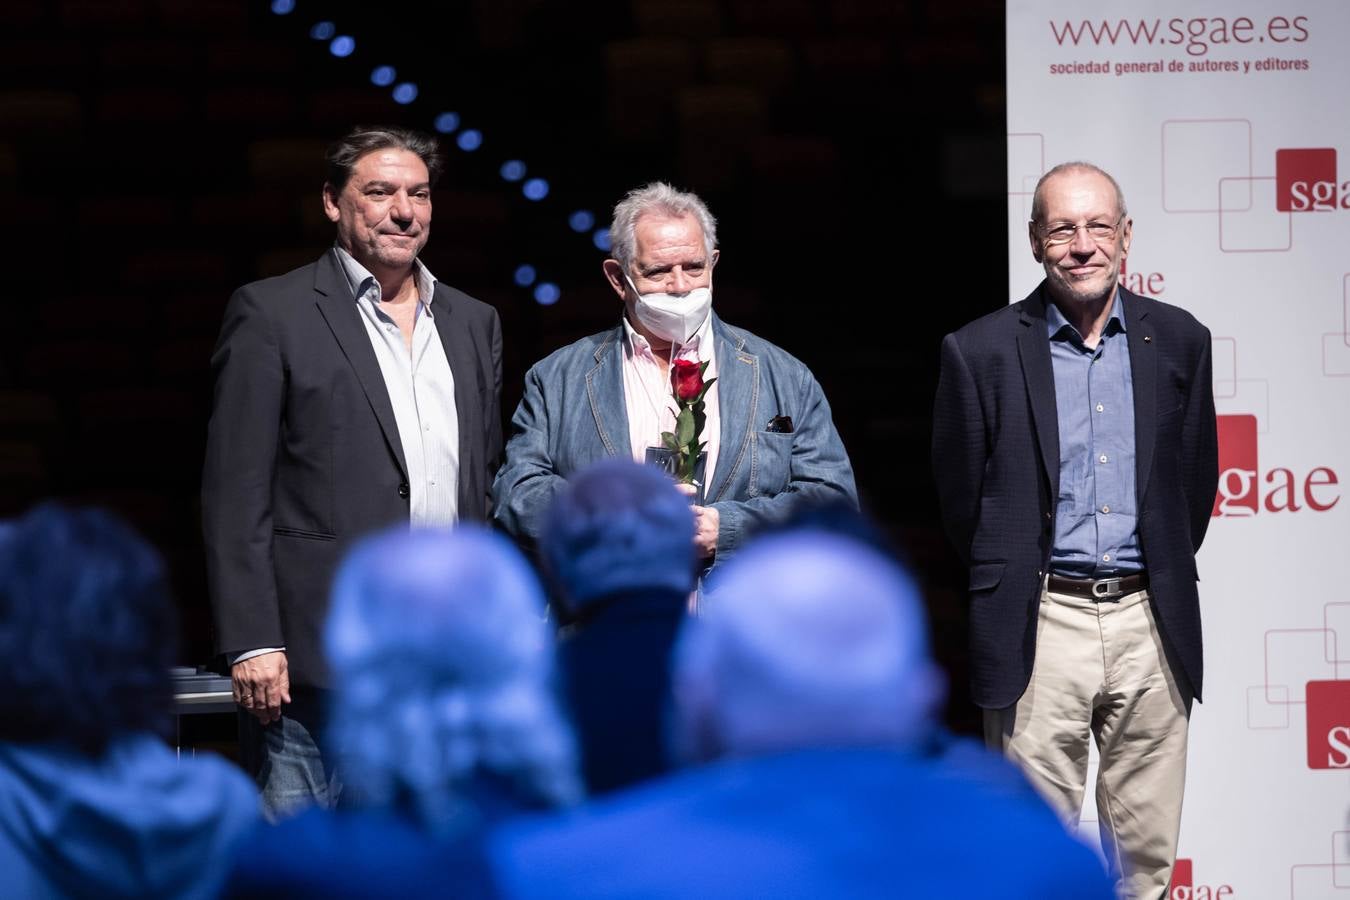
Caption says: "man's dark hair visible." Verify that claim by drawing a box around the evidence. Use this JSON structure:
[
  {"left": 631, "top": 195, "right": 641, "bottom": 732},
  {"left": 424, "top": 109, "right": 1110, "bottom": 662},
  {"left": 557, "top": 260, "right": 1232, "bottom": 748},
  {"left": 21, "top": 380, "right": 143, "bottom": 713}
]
[
  {"left": 0, "top": 504, "right": 177, "bottom": 755},
  {"left": 325, "top": 125, "right": 444, "bottom": 193}
]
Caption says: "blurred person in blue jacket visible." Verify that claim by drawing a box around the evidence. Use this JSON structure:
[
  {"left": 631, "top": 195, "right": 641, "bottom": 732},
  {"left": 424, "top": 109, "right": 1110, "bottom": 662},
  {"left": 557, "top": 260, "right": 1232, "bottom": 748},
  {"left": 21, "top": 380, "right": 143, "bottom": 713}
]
[
  {"left": 540, "top": 459, "right": 696, "bottom": 794},
  {"left": 486, "top": 530, "right": 1116, "bottom": 900},
  {"left": 0, "top": 505, "right": 259, "bottom": 900},
  {"left": 225, "top": 525, "right": 582, "bottom": 899}
]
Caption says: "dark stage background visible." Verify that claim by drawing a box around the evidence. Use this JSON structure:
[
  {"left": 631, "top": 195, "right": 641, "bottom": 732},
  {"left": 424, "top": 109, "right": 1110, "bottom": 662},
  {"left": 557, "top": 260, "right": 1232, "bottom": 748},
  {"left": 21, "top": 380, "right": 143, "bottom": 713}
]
[{"left": 0, "top": 0, "right": 1006, "bottom": 733}]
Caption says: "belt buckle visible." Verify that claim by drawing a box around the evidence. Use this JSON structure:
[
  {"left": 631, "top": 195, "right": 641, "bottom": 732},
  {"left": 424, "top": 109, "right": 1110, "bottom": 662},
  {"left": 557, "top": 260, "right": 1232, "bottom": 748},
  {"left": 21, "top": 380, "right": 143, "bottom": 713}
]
[{"left": 1091, "top": 577, "right": 1123, "bottom": 600}]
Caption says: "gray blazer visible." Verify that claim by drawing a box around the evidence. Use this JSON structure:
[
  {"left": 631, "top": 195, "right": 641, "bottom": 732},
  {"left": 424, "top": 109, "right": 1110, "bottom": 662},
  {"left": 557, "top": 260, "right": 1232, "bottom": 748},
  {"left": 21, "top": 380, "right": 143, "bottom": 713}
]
[
  {"left": 202, "top": 250, "right": 503, "bottom": 688},
  {"left": 492, "top": 315, "right": 857, "bottom": 564}
]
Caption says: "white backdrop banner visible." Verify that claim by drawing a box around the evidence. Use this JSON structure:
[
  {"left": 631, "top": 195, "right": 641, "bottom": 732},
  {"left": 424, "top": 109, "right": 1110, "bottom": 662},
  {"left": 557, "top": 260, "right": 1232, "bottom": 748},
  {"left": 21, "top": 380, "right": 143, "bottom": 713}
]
[{"left": 1006, "top": 2, "right": 1350, "bottom": 897}]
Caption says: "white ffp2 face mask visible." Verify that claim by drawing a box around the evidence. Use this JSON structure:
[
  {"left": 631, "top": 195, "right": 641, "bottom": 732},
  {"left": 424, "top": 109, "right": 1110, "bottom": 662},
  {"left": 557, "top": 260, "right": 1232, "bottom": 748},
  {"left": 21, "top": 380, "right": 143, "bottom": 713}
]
[{"left": 625, "top": 276, "right": 712, "bottom": 345}]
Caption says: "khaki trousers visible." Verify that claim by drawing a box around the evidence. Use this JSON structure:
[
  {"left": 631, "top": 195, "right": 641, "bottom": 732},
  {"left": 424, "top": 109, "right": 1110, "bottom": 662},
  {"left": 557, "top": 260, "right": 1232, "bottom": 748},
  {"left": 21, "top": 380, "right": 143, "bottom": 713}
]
[{"left": 984, "top": 584, "right": 1192, "bottom": 900}]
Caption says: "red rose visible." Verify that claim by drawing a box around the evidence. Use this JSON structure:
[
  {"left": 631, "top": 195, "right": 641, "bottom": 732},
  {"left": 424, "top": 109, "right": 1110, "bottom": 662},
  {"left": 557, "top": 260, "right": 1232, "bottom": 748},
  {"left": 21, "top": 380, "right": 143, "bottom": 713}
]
[
  {"left": 662, "top": 359, "right": 716, "bottom": 486},
  {"left": 671, "top": 359, "right": 703, "bottom": 401}
]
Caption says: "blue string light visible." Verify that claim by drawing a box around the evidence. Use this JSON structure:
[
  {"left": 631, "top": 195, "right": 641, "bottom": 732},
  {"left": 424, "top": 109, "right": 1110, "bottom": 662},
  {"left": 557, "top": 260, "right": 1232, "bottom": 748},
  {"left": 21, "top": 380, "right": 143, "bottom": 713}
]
[
  {"left": 522, "top": 178, "right": 549, "bottom": 201},
  {"left": 271, "top": 0, "right": 295, "bottom": 14},
  {"left": 568, "top": 210, "right": 595, "bottom": 232},
  {"left": 456, "top": 130, "right": 482, "bottom": 152},
  {"left": 289, "top": 16, "right": 606, "bottom": 304},
  {"left": 533, "top": 283, "right": 561, "bottom": 306}
]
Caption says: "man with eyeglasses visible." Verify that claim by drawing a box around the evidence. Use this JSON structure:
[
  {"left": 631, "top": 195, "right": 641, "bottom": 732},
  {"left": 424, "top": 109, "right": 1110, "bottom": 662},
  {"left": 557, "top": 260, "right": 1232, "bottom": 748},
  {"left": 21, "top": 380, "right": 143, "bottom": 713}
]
[{"left": 931, "top": 162, "right": 1218, "bottom": 899}]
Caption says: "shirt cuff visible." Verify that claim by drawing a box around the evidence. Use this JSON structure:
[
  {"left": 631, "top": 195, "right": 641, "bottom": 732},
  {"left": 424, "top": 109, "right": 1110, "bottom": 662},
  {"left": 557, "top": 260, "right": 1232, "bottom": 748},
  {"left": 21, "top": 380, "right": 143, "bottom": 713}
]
[{"left": 230, "top": 647, "right": 285, "bottom": 666}]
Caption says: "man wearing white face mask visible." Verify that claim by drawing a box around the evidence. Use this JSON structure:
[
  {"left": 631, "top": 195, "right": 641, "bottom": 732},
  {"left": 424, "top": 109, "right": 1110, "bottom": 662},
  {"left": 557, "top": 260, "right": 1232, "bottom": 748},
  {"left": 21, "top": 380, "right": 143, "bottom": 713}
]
[{"left": 493, "top": 182, "right": 857, "bottom": 571}]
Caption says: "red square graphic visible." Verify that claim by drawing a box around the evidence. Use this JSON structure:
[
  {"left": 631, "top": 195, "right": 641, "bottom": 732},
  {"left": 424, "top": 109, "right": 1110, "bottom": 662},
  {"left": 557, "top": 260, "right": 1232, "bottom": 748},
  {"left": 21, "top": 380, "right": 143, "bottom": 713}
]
[
  {"left": 1169, "top": 858, "right": 1193, "bottom": 896},
  {"left": 1212, "top": 415, "right": 1258, "bottom": 517},
  {"left": 1275, "top": 148, "right": 1337, "bottom": 211},
  {"left": 1306, "top": 680, "right": 1350, "bottom": 770}
]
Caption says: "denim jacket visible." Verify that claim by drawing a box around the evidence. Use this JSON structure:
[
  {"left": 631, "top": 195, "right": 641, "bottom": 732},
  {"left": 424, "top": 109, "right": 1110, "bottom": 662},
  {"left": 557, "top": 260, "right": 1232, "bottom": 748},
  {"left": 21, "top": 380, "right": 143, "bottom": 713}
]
[{"left": 492, "top": 315, "right": 857, "bottom": 565}]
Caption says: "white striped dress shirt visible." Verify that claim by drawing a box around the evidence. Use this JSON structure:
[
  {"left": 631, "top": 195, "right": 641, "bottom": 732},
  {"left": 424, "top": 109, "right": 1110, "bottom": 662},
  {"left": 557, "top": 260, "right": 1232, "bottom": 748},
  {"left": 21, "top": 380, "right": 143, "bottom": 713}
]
[{"left": 336, "top": 245, "right": 460, "bottom": 527}]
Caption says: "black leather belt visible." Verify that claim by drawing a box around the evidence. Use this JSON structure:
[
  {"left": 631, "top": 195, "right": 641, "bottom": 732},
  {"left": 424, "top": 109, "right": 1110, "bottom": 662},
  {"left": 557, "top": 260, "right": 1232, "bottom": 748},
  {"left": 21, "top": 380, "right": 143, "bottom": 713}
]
[{"left": 1047, "top": 572, "right": 1148, "bottom": 601}]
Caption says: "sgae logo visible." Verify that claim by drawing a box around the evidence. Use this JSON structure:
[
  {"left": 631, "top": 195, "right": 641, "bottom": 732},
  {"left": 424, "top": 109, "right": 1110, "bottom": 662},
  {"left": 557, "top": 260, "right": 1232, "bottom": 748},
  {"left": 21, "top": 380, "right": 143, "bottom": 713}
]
[
  {"left": 1169, "top": 858, "right": 1233, "bottom": 899},
  {"left": 1276, "top": 148, "right": 1349, "bottom": 211},
  {"left": 1306, "top": 680, "right": 1350, "bottom": 770},
  {"left": 1211, "top": 415, "right": 1340, "bottom": 517}
]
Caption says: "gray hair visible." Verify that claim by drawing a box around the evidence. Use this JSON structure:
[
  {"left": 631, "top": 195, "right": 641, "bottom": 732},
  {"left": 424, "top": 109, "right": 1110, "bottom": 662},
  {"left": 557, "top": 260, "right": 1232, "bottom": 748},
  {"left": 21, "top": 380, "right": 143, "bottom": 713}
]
[
  {"left": 608, "top": 181, "right": 718, "bottom": 272},
  {"left": 324, "top": 525, "right": 582, "bottom": 836},
  {"left": 669, "top": 531, "right": 944, "bottom": 765},
  {"left": 1029, "top": 161, "right": 1128, "bottom": 225},
  {"left": 325, "top": 125, "right": 444, "bottom": 193}
]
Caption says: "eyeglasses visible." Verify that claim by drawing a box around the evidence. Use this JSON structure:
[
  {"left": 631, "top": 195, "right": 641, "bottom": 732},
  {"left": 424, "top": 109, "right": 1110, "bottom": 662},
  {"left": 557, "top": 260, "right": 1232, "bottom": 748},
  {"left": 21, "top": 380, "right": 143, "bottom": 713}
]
[{"left": 1039, "top": 216, "right": 1124, "bottom": 246}]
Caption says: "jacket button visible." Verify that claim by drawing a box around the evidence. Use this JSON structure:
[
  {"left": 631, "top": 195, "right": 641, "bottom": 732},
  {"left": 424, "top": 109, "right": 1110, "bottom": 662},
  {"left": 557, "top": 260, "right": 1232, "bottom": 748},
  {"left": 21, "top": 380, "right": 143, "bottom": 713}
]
[
  {"left": 398, "top": 482, "right": 410, "bottom": 499},
  {"left": 1044, "top": 511, "right": 1052, "bottom": 521}
]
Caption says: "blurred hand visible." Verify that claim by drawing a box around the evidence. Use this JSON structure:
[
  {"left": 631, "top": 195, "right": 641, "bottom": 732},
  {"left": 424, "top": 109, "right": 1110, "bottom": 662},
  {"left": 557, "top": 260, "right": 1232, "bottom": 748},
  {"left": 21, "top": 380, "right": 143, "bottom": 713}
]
[
  {"left": 692, "top": 504, "right": 719, "bottom": 561},
  {"left": 232, "top": 651, "right": 291, "bottom": 725},
  {"left": 671, "top": 482, "right": 717, "bottom": 560}
]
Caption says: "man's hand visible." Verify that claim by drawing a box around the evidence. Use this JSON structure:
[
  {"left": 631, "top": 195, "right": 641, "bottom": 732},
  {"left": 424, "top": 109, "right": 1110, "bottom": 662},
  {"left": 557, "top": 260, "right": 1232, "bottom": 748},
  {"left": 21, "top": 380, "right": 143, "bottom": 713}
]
[
  {"left": 671, "top": 482, "right": 719, "bottom": 561},
  {"left": 692, "top": 504, "right": 719, "bottom": 561},
  {"left": 232, "top": 651, "right": 291, "bottom": 725}
]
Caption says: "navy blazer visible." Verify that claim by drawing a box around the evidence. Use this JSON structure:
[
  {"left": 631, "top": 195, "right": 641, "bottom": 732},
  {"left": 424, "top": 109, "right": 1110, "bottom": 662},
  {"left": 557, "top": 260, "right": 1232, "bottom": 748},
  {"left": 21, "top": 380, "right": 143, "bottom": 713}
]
[
  {"left": 202, "top": 250, "right": 503, "bottom": 688},
  {"left": 492, "top": 315, "right": 857, "bottom": 565},
  {"left": 932, "top": 284, "right": 1218, "bottom": 709}
]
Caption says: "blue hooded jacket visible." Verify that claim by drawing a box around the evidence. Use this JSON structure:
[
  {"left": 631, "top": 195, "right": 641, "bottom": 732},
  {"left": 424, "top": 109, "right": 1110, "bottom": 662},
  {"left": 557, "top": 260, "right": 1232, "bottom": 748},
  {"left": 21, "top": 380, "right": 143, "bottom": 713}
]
[{"left": 0, "top": 735, "right": 259, "bottom": 899}]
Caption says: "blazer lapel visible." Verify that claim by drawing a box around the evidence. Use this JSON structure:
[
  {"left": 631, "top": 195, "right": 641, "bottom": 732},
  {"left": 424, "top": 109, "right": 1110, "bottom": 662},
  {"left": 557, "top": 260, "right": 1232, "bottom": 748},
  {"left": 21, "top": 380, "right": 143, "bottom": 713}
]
[
  {"left": 586, "top": 328, "right": 629, "bottom": 457},
  {"left": 312, "top": 250, "right": 409, "bottom": 479},
  {"left": 708, "top": 317, "right": 755, "bottom": 503},
  {"left": 1016, "top": 287, "right": 1061, "bottom": 502},
  {"left": 1123, "top": 289, "right": 1157, "bottom": 505},
  {"left": 431, "top": 287, "right": 482, "bottom": 512}
]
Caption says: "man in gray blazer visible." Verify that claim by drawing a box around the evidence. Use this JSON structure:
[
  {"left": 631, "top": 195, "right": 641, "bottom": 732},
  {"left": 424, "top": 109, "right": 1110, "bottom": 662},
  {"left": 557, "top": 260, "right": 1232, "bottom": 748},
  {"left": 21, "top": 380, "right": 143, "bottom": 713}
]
[
  {"left": 202, "top": 126, "right": 502, "bottom": 816},
  {"left": 493, "top": 182, "right": 855, "bottom": 568}
]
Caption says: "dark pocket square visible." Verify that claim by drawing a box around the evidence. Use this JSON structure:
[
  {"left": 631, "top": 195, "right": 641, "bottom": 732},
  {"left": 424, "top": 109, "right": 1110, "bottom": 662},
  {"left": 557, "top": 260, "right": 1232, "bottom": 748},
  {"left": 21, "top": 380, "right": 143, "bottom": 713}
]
[{"left": 766, "top": 415, "right": 794, "bottom": 434}]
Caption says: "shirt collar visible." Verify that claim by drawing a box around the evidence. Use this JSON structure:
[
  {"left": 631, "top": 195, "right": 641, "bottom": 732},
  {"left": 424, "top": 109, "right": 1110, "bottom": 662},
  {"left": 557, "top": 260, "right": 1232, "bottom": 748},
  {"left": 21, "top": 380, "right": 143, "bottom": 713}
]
[
  {"left": 1046, "top": 290, "right": 1127, "bottom": 343},
  {"left": 621, "top": 310, "right": 714, "bottom": 361},
  {"left": 333, "top": 245, "right": 438, "bottom": 310}
]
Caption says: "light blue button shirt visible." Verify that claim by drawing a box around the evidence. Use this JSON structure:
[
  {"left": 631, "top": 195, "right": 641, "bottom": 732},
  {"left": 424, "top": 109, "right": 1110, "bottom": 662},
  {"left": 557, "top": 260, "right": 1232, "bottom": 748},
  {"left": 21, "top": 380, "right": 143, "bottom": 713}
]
[{"left": 1046, "top": 293, "right": 1142, "bottom": 577}]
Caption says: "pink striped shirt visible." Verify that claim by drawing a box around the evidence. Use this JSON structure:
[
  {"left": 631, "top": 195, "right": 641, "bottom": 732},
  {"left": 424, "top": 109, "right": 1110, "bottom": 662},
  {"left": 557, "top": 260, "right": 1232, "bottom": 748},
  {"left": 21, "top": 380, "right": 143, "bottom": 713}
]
[{"left": 620, "top": 313, "right": 720, "bottom": 498}]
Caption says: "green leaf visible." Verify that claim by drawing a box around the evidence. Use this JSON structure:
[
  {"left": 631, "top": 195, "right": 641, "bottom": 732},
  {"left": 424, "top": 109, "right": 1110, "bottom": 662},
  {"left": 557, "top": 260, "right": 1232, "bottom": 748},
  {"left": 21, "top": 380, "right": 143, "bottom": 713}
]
[{"left": 676, "top": 406, "right": 695, "bottom": 446}]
